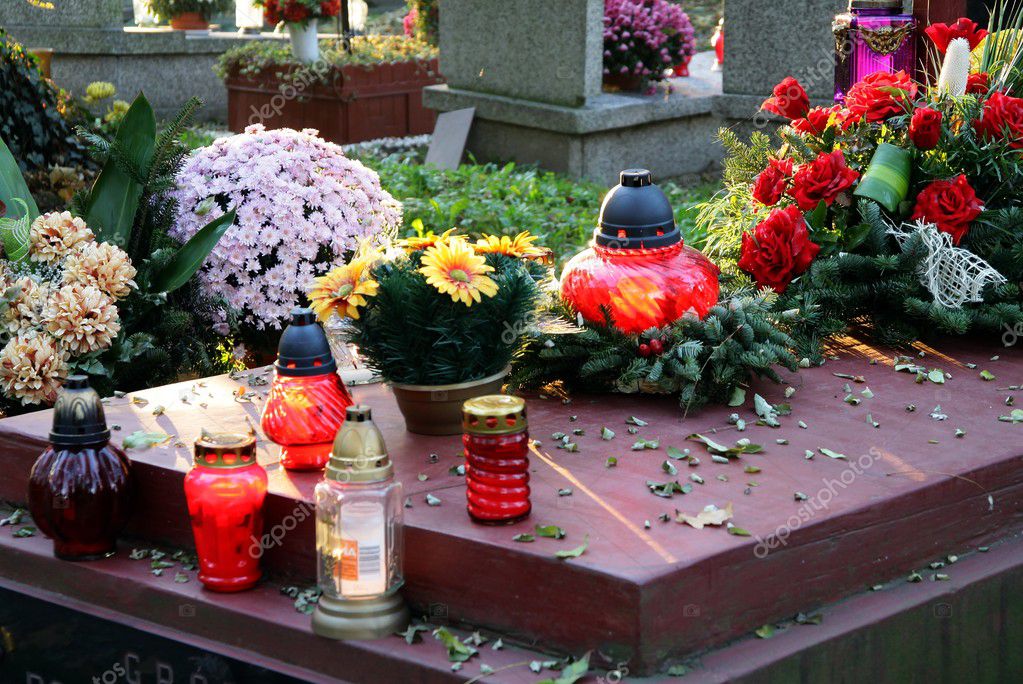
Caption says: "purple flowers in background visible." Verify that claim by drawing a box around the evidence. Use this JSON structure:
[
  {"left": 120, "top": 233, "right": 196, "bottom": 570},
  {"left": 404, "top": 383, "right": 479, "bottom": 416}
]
[
  {"left": 171, "top": 125, "right": 402, "bottom": 331},
  {"left": 603, "top": 0, "right": 696, "bottom": 82}
]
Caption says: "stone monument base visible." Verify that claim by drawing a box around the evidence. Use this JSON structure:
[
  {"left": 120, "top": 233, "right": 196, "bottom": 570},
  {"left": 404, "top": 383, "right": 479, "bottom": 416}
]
[{"left": 424, "top": 52, "right": 724, "bottom": 185}]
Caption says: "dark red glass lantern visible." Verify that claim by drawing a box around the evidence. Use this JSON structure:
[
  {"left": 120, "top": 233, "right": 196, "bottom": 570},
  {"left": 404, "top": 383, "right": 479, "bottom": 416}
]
[
  {"left": 28, "top": 376, "right": 132, "bottom": 560},
  {"left": 462, "top": 395, "right": 530, "bottom": 525},
  {"left": 184, "top": 430, "right": 267, "bottom": 592},
  {"left": 559, "top": 170, "right": 720, "bottom": 334},
  {"left": 261, "top": 308, "right": 354, "bottom": 471}
]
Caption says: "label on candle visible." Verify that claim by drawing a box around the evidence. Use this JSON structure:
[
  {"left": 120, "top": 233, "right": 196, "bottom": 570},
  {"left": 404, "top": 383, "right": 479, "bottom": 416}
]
[{"left": 337, "top": 501, "right": 387, "bottom": 596}]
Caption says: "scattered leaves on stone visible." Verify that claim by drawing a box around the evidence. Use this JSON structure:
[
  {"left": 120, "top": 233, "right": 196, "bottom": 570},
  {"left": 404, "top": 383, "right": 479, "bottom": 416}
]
[{"left": 687, "top": 434, "right": 763, "bottom": 458}]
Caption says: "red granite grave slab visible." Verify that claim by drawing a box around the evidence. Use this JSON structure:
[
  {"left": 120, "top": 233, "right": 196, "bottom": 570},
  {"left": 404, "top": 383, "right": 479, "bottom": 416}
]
[{"left": 1, "top": 334, "right": 1021, "bottom": 675}]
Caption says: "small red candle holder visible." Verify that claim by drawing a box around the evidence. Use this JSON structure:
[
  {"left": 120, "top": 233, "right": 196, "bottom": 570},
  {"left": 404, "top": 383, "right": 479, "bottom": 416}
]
[
  {"left": 28, "top": 376, "right": 132, "bottom": 561},
  {"left": 261, "top": 308, "right": 354, "bottom": 471},
  {"left": 462, "top": 395, "right": 530, "bottom": 525},
  {"left": 184, "top": 430, "right": 268, "bottom": 592},
  {"left": 560, "top": 169, "right": 720, "bottom": 334}
]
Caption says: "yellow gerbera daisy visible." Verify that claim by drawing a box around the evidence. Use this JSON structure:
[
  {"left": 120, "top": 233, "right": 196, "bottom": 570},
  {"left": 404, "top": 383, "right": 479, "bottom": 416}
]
[
  {"left": 419, "top": 240, "right": 499, "bottom": 307},
  {"left": 474, "top": 231, "right": 550, "bottom": 260},
  {"left": 308, "top": 256, "right": 379, "bottom": 321},
  {"left": 398, "top": 228, "right": 464, "bottom": 252}
]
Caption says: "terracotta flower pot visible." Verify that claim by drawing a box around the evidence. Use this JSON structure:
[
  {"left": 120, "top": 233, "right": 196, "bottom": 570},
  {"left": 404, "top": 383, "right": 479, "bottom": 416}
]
[
  {"left": 170, "top": 12, "right": 209, "bottom": 30},
  {"left": 390, "top": 367, "right": 510, "bottom": 436},
  {"left": 603, "top": 72, "right": 645, "bottom": 92}
]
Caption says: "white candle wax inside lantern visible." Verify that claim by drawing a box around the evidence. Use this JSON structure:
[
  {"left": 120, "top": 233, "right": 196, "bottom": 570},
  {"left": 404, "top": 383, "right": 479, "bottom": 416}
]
[{"left": 336, "top": 499, "right": 387, "bottom": 596}]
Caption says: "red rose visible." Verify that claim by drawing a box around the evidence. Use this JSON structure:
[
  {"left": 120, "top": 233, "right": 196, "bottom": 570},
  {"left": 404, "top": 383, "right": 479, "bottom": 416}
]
[
  {"left": 909, "top": 107, "right": 942, "bottom": 150},
  {"left": 264, "top": 0, "right": 281, "bottom": 24},
  {"left": 761, "top": 77, "right": 810, "bottom": 120},
  {"left": 282, "top": 0, "right": 310, "bottom": 23},
  {"left": 790, "top": 106, "right": 839, "bottom": 135},
  {"left": 845, "top": 71, "right": 918, "bottom": 123},
  {"left": 320, "top": 0, "right": 340, "bottom": 17},
  {"left": 973, "top": 90, "right": 1023, "bottom": 149},
  {"left": 738, "top": 206, "right": 820, "bottom": 293},
  {"left": 966, "top": 72, "right": 990, "bottom": 95},
  {"left": 788, "top": 150, "right": 859, "bottom": 211},
  {"left": 752, "top": 158, "right": 793, "bottom": 206},
  {"left": 910, "top": 175, "right": 984, "bottom": 245},
  {"left": 925, "top": 18, "right": 989, "bottom": 54}
]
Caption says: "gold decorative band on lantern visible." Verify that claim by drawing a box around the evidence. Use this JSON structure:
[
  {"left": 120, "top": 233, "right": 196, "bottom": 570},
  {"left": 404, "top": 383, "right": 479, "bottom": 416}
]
[
  {"left": 194, "top": 429, "right": 258, "bottom": 468},
  {"left": 462, "top": 395, "right": 528, "bottom": 435},
  {"left": 860, "top": 24, "right": 914, "bottom": 56}
]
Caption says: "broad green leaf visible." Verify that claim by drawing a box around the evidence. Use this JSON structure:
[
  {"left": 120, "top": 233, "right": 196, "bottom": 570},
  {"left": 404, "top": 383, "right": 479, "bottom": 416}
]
[
  {"left": 728, "top": 386, "right": 746, "bottom": 407},
  {"left": 150, "top": 209, "right": 236, "bottom": 293},
  {"left": 0, "top": 199, "right": 32, "bottom": 262},
  {"left": 0, "top": 136, "right": 38, "bottom": 221},
  {"left": 85, "top": 93, "right": 156, "bottom": 246},
  {"left": 854, "top": 143, "right": 912, "bottom": 212},
  {"left": 433, "top": 627, "right": 476, "bottom": 663},
  {"left": 535, "top": 524, "right": 566, "bottom": 539}
]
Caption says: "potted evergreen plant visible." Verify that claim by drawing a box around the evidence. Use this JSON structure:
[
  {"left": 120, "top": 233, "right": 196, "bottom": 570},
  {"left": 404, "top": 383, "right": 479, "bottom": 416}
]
[
  {"left": 146, "top": 0, "right": 231, "bottom": 30},
  {"left": 307, "top": 231, "right": 549, "bottom": 435}
]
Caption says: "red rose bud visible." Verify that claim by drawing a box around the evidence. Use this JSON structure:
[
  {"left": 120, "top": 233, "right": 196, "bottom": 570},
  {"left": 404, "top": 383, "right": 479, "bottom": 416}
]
[
  {"left": 909, "top": 107, "right": 942, "bottom": 150},
  {"left": 761, "top": 77, "right": 810, "bottom": 120},
  {"left": 790, "top": 106, "right": 840, "bottom": 135},
  {"left": 751, "top": 158, "right": 793, "bottom": 206},
  {"left": 845, "top": 70, "right": 918, "bottom": 123},
  {"left": 973, "top": 90, "right": 1023, "bottom": 149},
  {"left": 737, "top": 206, "right": 820, "bottom": 294},
  {"left": 966, "top": 72, "right": 990, "bottom": 95},
  {"left": 910, "top": 175, "right": 984, "bottom": 245},
  {"left": 639, "top": 343, "right": 651, "bottom": 357},
  {"left": 925, "top": 18, "right": 989, "bottom": 54},
  {"left": 788, "top": 150, "right": 859, "bottom": 212}
]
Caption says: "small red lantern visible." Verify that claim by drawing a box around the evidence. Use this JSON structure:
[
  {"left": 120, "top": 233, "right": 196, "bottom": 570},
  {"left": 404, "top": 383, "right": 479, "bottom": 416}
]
[
  {"left": 28, "top": 376, "right": 131, "bottom": 560},
  {"left": 261, "top": 308, "right": 354, "bottom": 471},
  {"left": 713, "top": 19, "right": 724, "bottom": 69},
  {"left": 184, "top": 430, "right": 267, "bottom": 592},
  {"left": 559, "top": 170, "right": 720, "bottom": 334},
  {"left": 462, "top": 395, "right": 530, "bottom": 525}
]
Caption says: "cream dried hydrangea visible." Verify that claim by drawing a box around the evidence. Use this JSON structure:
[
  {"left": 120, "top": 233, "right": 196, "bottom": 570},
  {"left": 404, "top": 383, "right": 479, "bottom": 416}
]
[
  {"left": 4, "top": 276, "right": 51, "bottom": 335},
  {"left": 30, "top": 211, "right": 94, "bottom": 264},
  {"left": 0, "top": 333, "right": 69, "bottom": 405},
  {"left": 43, "top": 283, "right": 121, "bottom": 355},
  {"left": 63, "top": 242, "right": 137, "bottom": 299}
]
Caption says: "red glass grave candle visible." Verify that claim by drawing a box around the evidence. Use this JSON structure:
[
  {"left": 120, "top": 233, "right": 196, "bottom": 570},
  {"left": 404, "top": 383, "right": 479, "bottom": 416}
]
[
  {"left": 184, "top": 430, "right": 268, "bottom": 592},
  {"left": 28, "top": 376, "right": 132, "bottom": 560},
  {"left": 261, "top": 307, "right": 354, "bottom": 471},
  {"left": 560, "top": 169, "right": 720, "bottom": 334},
  {"left": 462, "top": 395, "right": 530, "bottom": 524}
]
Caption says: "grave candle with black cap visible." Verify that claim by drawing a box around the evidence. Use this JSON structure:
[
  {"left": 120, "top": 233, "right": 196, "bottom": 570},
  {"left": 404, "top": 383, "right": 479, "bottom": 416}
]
[{"left": 559, "top": 169, "right": 720, "bottom": 335}]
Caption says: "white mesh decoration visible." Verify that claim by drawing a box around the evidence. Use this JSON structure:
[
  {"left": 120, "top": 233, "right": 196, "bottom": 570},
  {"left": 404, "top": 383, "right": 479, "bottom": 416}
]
[{"left": 887, "top": 219, "right": 1007, "bottom": 308}]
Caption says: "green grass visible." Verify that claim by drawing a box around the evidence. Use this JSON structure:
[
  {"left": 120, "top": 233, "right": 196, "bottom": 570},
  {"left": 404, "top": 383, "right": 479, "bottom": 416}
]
[{"left": 362, "top": 155, "right": 718, "bottom": 264}]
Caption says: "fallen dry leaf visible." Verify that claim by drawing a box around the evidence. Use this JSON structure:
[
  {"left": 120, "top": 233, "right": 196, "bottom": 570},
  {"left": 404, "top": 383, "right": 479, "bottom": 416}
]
[{"left": 677, "top": 502, "right": 734, "bottom": 530}]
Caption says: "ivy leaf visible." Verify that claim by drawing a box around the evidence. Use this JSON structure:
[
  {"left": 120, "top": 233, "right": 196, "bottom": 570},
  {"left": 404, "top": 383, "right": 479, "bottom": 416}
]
[
  {"left": 666, "top": 446, "right": 689, "bottom": 460},
  {"left": 538, "top": 652, "right": 590, "bottom": 684},
  {"left": 662, "top": 460, "right": 678, "bottom": 476},
  {"left": 728, "top": 386, "right": 746, "bottom": 407},
  {"left": 998, "top": 409, "right": 1023, "bottom": 423},
  {"left": 818, "top": 447, "right": 847, "bottom": 460},
  {"left": 625, "top": 416, "right": 648, "bottom": 426},
  {"left": 727, "top": 525, "right": 751, "bottom": 537},
  {"left": 425, "top": 494, "right": 442, "bottom": 506},
  {"left": 433, "top": 627, "right": 477, "bottom": 663},
  {"left": 755, "top": 624, "right": 776, "bottom": 639},
  {"left": 554, "top": 536, "right": 589, "bottom": 560},
  {"left": 980, "top": 370, "right": 996, "bottom": 381},
  {"left": 512, "top": 533, "right": 535, "bottom": 543},
  {"left": 13, "top": 526, "right": 35, "bottom": 538},
  {"left": 927, "top": 369, "right": 946, "bottom": 384},
  {"left": 688, "top": 434, "right": 763, "bottom": 458},
  {"left": 601, "top": 427, "right": 615, "bottom": 440},
  {"left": 535, "top": 524, "right": 566, "bottom": 540},
  {"left": 122, "top": 431, "right": 172, "bottom": 450}
]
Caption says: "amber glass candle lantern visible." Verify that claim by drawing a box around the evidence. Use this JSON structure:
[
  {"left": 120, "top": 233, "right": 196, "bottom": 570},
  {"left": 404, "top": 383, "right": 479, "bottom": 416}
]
[
  {"left": 462, "top": 395, "right": 530, "bottom": 525},
  {"left": 312, "top": 405, "right": 409, "bottom": 640},
  {"left": 559, "top": 169, "right": 720, "bottom": 335},
  {"left": 184, "top": 430, "right": 268, "bottom": 592},
  {"left": 261, "top": 307, "right": 354, "bottom": 471},
  {"left": 28, "top": 376, "right": 132, "bottom": 560}
]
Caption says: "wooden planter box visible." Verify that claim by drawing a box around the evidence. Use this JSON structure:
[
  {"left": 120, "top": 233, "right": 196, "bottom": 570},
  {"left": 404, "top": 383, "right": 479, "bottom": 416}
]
[{"left": 225, "top": 59, "right": 443, "bottom": 144}]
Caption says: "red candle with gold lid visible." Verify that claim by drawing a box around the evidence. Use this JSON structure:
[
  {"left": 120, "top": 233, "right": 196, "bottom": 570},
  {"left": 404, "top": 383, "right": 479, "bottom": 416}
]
[
  {"left": 184, "top": 429, "right": 267, "bottom": 592},
  {"left": 462, "top": 395, "right": 530, "bottom": 525}
]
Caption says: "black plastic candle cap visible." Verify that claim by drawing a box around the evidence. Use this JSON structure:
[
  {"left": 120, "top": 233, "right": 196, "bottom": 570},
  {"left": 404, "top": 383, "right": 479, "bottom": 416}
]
[
  {"left": 595, "top": 169, "right": 680, "bottom": 249},
  {"left": 275, "top": 307, "right": 338, "bottom": 377},
  {"left": 49, "top": 375, "right": 111, "bottom": 447}
]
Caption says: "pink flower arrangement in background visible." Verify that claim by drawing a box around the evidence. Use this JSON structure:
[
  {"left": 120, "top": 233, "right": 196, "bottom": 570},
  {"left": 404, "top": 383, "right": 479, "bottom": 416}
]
[
  {"left": 171, "top": 125, "right": 402, "bottom": 330},
  {"left": 603, "top": 0, "right": 696, "bottom": 83}
]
